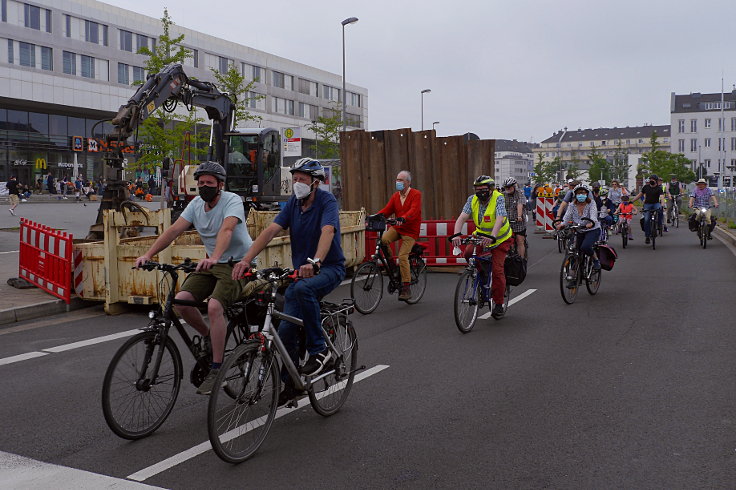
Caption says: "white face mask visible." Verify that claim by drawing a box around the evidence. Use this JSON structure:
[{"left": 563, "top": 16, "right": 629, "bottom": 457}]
[{"left": 293, "top": 181, "right": 312, "bottom": 199}]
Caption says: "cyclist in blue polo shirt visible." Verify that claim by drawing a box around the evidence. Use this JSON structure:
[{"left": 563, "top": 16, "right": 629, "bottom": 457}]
[{"left": 233, "top": 158, "right": 345, "bottom": 403}]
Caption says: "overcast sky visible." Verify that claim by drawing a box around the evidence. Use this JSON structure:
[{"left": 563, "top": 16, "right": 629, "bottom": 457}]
[{"left": 128, "top": 0, "right": 736, "bottom": 143}]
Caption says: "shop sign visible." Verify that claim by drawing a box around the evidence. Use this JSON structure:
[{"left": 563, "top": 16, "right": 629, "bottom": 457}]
[
  {"left": 72, "top": 136, "right": 84, "bottom": 151},
  {"left": 88, "top": 139, "right": 99, "bottom": 152},
  {"left": 35, "top": 158, "right": 47, "bottom": 169},
  {"left": 12, "top": 159, "right": 29, "bottom": 166}
]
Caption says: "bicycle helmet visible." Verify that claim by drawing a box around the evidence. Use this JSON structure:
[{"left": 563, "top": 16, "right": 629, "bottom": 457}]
[
  {"left": 290, "top": 157, "right": 326, "bottom": 181},
  {"left": 193, "top": 161, "right": 226, "bottom": 182},
  {"left": 648, "top": 174, "right": 659, "bottom": 182},
  {"left": 599, "top": 187, "right": 608, "bottom": 196},
  {"left": 573, "top": 184, "right": 590, "bottom": 194},
  {"left": 591, "top": 181, "right": 601, "bottom": 190},
  {"left": 473, "top": 175, "right": 495, "bottom": 187},
  {"left": 503, "top": 177, "right": 517, "bottom": 187}
]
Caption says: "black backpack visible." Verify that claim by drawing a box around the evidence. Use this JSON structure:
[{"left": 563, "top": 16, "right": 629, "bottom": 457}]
[{"left": 504, "top": 252, "right": 527, "bottom": 287}]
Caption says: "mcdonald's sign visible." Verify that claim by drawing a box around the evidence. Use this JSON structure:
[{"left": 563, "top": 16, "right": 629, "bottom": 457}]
[{"left": 35, "top": 158, "right": 47, "bottom": 169}]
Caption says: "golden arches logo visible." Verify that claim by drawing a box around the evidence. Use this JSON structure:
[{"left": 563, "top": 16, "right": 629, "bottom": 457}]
[{"left": 35, "top": 158, "right": 47, "bottom": 169}]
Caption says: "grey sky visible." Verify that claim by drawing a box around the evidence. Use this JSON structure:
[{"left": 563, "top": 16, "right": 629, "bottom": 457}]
[{"left": 127, "top": 0, "right": 736, "bottom": 143}]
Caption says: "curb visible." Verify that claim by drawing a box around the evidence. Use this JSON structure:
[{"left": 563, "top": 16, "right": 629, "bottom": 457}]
[
  {"left": 715, "top": 224, "right": 736, "bottom": 247},
  {"left": 0, "top": 296, "right": 93, "bottom": 326}
]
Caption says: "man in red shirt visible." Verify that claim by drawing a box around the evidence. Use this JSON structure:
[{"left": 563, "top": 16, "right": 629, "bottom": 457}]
[{"left": 375, "top": 170, "right": 422, "bottom": 301}]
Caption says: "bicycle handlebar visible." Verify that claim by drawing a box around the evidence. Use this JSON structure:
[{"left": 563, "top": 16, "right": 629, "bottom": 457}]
[{"left": 133, "top": 258, "right": 198, "bottom": 272}]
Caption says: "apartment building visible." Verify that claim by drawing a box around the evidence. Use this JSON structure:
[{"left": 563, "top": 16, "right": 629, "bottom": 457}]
[
  {"left": 0, "top": 0, "right": 369, "bottom": 184},
  {"left": 670, "top": 91, "right": 736, "bottom": 187},
  {"left": 494, "top": 139, "right": 536, "bottom": 184}
]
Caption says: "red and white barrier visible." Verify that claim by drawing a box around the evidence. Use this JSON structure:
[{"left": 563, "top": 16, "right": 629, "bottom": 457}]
[
  {"left": 73, "top": 249, "right": 84, "bottom": 297},
  {"left": 19, "top": 219, "right": 74, "bottom": 303},
  {"left": 535, "top": 197, "right": 555, "bottom": 232}
]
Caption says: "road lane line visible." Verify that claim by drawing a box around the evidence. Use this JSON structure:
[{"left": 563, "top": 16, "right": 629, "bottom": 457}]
[
  {"left": 478, "top": 288, "right": 537, "bottom": 320},
  {"left": 42, "top": 329, "right": 141, "bottom": 353},
  {"left": 0, "top": 250, "right": 19, "bottom": 254},
  {"left": 0, "top": 450, "right": 162, "bottom": 489},
  {"left": 0, "top": 351, "right": 49, "bottom": 366},
  {"left": 340, "top": 275, "right": 366, "bottom": 287},
  {"left": 127, "top": 364, "right": 390, "bottom": 482}
]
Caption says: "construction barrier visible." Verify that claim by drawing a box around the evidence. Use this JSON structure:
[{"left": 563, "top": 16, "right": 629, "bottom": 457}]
[
  {"left": 365, "top": 219, "right": 477, "bottom": 266},
  {"left": 19, "top": 218, "right": 73, "bottom": 304},
  {"left": 535, "top": 197, "right": 555, "bottom": 232}
]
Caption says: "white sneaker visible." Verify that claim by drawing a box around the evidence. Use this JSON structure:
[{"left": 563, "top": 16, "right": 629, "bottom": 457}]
[
  {"left": 9, "top": 209, "right": 15, "bottom": 216},
  {"left": 21, "top": 199, "right": 27, "bottom": 202},
  {"left": 62, "top": 197, "right": 68, "bottom": 200}
]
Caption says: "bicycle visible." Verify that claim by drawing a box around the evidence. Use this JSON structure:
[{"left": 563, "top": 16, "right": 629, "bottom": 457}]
[
  {"left": 555, "top": 219, "right": 602, "bottom": 305},
  {"left": 452, "top": 235, "right": 510, "bottom": 333},
  {"left": 693, "top": 206, "right": 711, "bottom": 249},
  {"left": 641, "top": 207, "right": 661, "bottom": 250},
  {"left": 555, "top": 226, "right": 574, "bottom": 254},
  {"left": 350, "top": 214, "right": 428, "bottom": 314},
  {"left": 101, "top": 259, "right": 251, "bottom": 440},
  {"left": 668, "top": 196, "right": 681, "bottom": 228},
  {"left": 207, "top": 267, "right": 361, "bottom": 463},
  {"left": 615, "top": 213, "right": 632, "bottom": 249}
]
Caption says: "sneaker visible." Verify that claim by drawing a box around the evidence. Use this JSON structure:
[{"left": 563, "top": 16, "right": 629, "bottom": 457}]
[
  {"left": 62, "top": 196, "right": 68, "bottom": 200},
  {"left": 21, "top": 199, "right": 27, "bottom": 202},
  {"left": 8, "top": 209, "right": 15, "bottom": 216},
  {"left": 645, "top": 237, "right": 651, "bottom": 244},
  {"left": 299, "top": 349, "right": 332, "bottom": 376},
  {"left": 491, "top": 304, "right": 505, "bottom": 320},
  {"left": 628, "top": 235, "right": 634, "bottom": 240},
  {"left": 196, "top": 368, "right": 220, "bottom": 395},
  {"left": 398, "top": 283, "right": 412, "bottom": 302},
  {"left": 592, "top": 260, "right": 601, "bottom": 270}
]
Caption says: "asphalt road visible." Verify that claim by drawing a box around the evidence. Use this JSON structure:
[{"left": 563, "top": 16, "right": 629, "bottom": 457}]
[{"left": 1, "top": 219, "right": 735, "bottom": 488}]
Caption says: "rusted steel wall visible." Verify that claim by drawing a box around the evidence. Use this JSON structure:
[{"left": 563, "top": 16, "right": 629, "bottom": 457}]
[{"left": 341, "top": 129, "right": 495, "bottom": 220}]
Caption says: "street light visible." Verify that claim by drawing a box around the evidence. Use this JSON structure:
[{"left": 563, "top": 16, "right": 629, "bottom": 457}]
[
  {"left": 341, "top": 16, "right": 359, "bottom": 133},
  {"left": 420, "top": 89, "right": 431, "bottom": 131},
  {"left": 432, "top": 121, "right": 440, "bottom": 131}
]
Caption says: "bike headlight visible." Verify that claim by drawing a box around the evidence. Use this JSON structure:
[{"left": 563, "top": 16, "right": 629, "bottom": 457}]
[
  {"left": 700, "top": 208, "right": 707, "bottom": 213},
  {"left": 148, "top": 310, "right": 156, "bottom": 319}
]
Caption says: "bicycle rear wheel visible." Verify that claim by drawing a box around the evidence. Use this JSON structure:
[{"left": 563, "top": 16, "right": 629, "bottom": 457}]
[
  {"left": 351, "top": 261, "right": 383, "bottom": 314},
  {"left": 405, "top": 255, "right": 427, "bottom": 304},
  {"left": 309, "top": 319, "right": 358, "bottom": 416},
  {"left": 208, "top": 342, "right": 279, "bottom": 464},
  {"left": 453, "top": 269, "right": 479, "bottom": 333},
  {"left": 560, "top": 255, "right": 579, "bottom": 305},
  {"left": 102, "top": 331, "right": 182, "bottom": 440}
]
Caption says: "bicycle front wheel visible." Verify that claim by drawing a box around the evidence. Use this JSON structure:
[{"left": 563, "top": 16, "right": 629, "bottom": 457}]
[
  {"left": 351, "top": 261, "right": 383, "bottom": 314},
  {"left": 309, "top": 319, "right": 358, "bottom": 416},
  {"left": 586, "top": 259, "right": 602, "bottom": 295},
  {"left": 454, "top": 269, "right": 479, "bottom": 333},
  {"left": 621, "top": 224, "right": 628, "bottom": 249},
  {"left": 102, "top": 331, "right": 182, "bottom": 440},
  {"left": 405, "top": 255, "right": 428, "bottom": 304},
  {"left": 560, "top": 255, "right": 579, "bottom": 305},
  {"left": 208, "top": 342, "right": 279, "bottom": 464}
]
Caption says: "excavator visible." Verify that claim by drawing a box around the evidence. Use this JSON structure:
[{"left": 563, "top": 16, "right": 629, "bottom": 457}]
[{"left": 87, "top": 63, "right": 287, "bottom": 239}]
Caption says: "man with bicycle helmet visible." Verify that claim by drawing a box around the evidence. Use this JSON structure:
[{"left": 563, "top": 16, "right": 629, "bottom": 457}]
[
  {"left": 450, "top": 175, "right": 512, "bottom": 319},
  {"left": 501, "top": 177, "right": 527, "bottom": 258},
  {"left": 232, "top": 158, "right": 345, "bottom": 402},
  {"left": 630, "top": 174, "right": 664, "bottom": 244},
  {"left": 134, "top": 161, "right": 253, "bottom": 395}
]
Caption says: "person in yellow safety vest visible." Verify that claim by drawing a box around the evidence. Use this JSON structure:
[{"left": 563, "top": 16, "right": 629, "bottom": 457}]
[{"left": 450, "top": 175, "right": 513, "bottom": 320}]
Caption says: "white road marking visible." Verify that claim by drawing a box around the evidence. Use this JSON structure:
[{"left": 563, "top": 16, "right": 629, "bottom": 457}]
[
  {"left": 340, "top": 275, "right": 366, "bottom": 287},
  {"left": 0, "top": 250, "right": 19, "bottom": 254},
  {"left": 0, "top": 351, "right": 49, "bottom": 366},
  {"left": 127, "top": 364, "right": 390, "bottom": 482},
  {"left": 478, "top": 288, "right": 537, "bottom": 320},
  {"left": 0, "top": 450, "right": 162, "bottom": 489},
  {"left": 42, "top": 329, "right": 140, "bottom": 353}
]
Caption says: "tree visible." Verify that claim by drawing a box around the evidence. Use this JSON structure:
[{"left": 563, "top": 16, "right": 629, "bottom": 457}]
[
  {"left": 587, "top": 144, "right": 611, "bottom": 183},
  {"left": 210, "top": 64, "right": 263, "bottom": 127},
  {"left": 610, "top": 142, "right": 630, "bottom": 182},
  {"left": 308, "top": 103, "right": 342, "bottom": 159},
  {"left": 136, "top": 9, "right": 190, "bottom": 76},
  {"left": 565, "top": 162, "right": 582, "bottom": 180},
  {"left": 532, "top": 153, "right": 557, "bottom": 185},
  {"left": 639, "top": 132, "right": 696, "bottom": 183}
]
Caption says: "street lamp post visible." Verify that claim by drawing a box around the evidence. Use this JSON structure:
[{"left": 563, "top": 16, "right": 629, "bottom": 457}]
[
  {"left": 432, "top": 121, "right": 440, "bottom": 131},
  {"left": 341, "top": 17, "right": 359, "bottom": 133},
  {"left": 421, "top": 89, "right": 431, "bottom": 131}
]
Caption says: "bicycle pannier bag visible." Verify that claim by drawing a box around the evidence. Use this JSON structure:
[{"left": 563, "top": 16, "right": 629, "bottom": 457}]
[
  {"left": 410, "top": 243, "right": 426, "bottom": 256},
  {"left": 688, "top": 213, "right": 698, "bottom": 232},
  {"left": 597, "top": 244, "right": 618, "bottom": 271},
  {"left": 504, "top": 252, "right": 527, "bottom": 286},
  {"left": 365, "top": 214, "right": 386, "bottom": 232}
]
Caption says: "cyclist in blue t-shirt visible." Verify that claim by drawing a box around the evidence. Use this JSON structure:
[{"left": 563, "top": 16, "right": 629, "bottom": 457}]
[{"left": 233, "top": 158, "right": 345, "bottom": 403}]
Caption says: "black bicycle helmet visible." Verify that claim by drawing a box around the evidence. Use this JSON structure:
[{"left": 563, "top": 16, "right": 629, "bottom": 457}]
[
  {"left": 648, "top": 174, "right": 659, "bottom": 182},
  {"left": 290, "top": 158, "right": 326, "bottom": 181},
  {"left": 193, "top": 161, "right": 226, "bottom": 182},
  {"left": 474, "top": 175, "right": 495, "bottom": 187}
]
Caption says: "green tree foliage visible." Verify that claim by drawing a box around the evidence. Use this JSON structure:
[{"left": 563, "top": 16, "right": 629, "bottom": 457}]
[
  {"left": 308, "top": 103, "right": 342, "bottom": 159},
  {"left": 136, "top": 9, "right": 190, "bottom": 76},
  {"left": 639, "top": 132, "right": 696, "bottom": 183},
  {"left": 587, "top": 144, "right": 611, "bottom": 183},
  {"left": 565, "top": 161, "right": 582, "bottom": 180},
  {"left": 610, "top": 142, "right": 630, "bottom": 182},
  {"left": 210, "top": 64, "right": 262, "bottom": 127},
  {"left": 532, "top": 153, "right": 557, "bottom": 185}
]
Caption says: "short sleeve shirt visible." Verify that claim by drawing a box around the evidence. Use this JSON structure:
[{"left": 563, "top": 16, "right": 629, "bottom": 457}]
[
  {"left": 274, "top": 189, "right": 345, "bottom": 270},
  {"left": 690, "top": 187, "right": 713, "bottom": 208},
  {"left": 640, "top": 184, "right": 663, "bottom": 204},
  {"left": 462, "top": 193, "right": 508, "bottom": 219},
  {"left": 180, "top": 191, "right": 252, "bottom": 262}
]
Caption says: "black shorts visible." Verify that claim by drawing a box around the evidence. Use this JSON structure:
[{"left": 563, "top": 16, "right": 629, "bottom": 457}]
[{"left": 513, "top": 229, "right": 527, "bottom": 237}]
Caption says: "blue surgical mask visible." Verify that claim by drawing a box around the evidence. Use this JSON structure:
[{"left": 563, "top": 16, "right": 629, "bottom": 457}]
[
  {"left": 395, "top": 181, "right": 405, "bottom": 191},
  {"left": 576, "top": 194, "right": 587, "bottom": 203}
]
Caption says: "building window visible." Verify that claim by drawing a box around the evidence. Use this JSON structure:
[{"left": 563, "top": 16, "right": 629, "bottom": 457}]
[
  {"left": 323, "top": 85, "right": 340, "bottom": 102},
  {"left": 705, "top": 159, "right": 711, "bottom": 168},
  {"left": 218, "top": 56, "right": 230, "bottom": 74},
  {"left": 690, "top": 119, "right": 697, "bottom": 132},
  {"left": 63, "top": 50, "right": 75, "bottom": 75},
  {"left": 45, "top": 7, "right": 49, "bottom": 32},
  {"left": 192, "top": 48, "right": 198, "bottom": 68},
  {"left": 705, "top": 118, "right": 711, "bottom": 129},
  {"left": 24, "top": 3, "right": 40, "bottom": 30},
  {"left": 678, "top": 139, "right": 685, "bottom": 152},
  {"left": 678, "top": 119, "right": 685, "bottom": 133},
  {"left": 732, "top": 137, "right": 736, "bottom": 151},
  {"left": 40, "top": 45, "right": 51, "bottom": 70},
  {"left": 132, "top": 66, "right": 144, "bottom": 83},
  {"left": 718, "top": 118, "right": 724, "bottom": 131},
  {"left": 690, "top": 138, "right": 697, "bottom": 152},
  {"left": 348, "top": 92, "right": 361, "bottom": 107},
  {"left": 120, "top": 30, "right": 132, "bottom": 52},
  {"left": 80, "top": 54, "right": 94, "bottom": 78},
  {"left": 732, "top": 117, "right": 736, "bottom": 132},
  {"left": 1, "top": 0, "right": 6, "bottom": 22},
  {"left": 298, "top": 78, "right": 318, "bottom": 96},
  {"left": 85, "top": 20, "right": 99, "bottom": 44},
  {"left": 65, "top": 14, "right": 70, "bottom": 37},
  {"left": 704, "top": 138, "right": 711, "bottom": 148},
  {"left": 136, "top": 34, "right": 148, "bottom": 52},
  {"left": 117, "top": 63, "right": 129, "bottom": 84},
  {"left": 273, "top": 97, "right": 294, "bottom": 115},
  {"left": 272, "top": 71, "right": 284, "bottom": 88},
  {"left": 252, "top": 65, "right": 262, "bottom": 82}
]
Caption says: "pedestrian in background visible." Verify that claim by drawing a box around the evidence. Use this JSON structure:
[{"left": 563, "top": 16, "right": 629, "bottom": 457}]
[
  {"left": 7, "top": 176, "right": 20, "bottom": 216},
  {"left": 46, "top": 172, "right": 55, "bottom": 194}
]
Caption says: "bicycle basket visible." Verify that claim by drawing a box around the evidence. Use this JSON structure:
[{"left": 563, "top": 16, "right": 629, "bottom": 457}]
[
  {"left": 597, "top": 244, "right": 618, "bottom": 271},
  {"left": 365, "top": 214, "right": 387, "bottom": 232}
]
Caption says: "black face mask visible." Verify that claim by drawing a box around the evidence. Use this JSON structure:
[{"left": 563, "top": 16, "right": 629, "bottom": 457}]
[
  {"left": 649, "top": 181, "right": 656, "bottom": 186},
  {"left": 475, "top": 190, "right": 491, "bottom": 201},
  {"left": 199, "top": 185, "right": 219, "bottom": 203}
]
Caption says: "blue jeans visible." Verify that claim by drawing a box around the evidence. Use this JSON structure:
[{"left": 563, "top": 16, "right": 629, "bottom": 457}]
[
  {"left": 643, "top": 203, "right": 663, "bottom": 237},
  {"left": 278, "top": 265, "right": 345, "bottom": 371},
  {"left": 576, "top": 229, "right": 599, "bottom": 257}
]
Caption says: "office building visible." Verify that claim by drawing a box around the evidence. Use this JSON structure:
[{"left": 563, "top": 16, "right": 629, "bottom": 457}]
[{"left": 494, "top": 139, "right": 535, "bottom": 184}]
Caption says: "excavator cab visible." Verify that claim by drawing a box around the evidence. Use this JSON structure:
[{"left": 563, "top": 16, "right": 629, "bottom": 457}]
[{"left": 226, "top": 128, "right": 284, "bottom": 206}]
